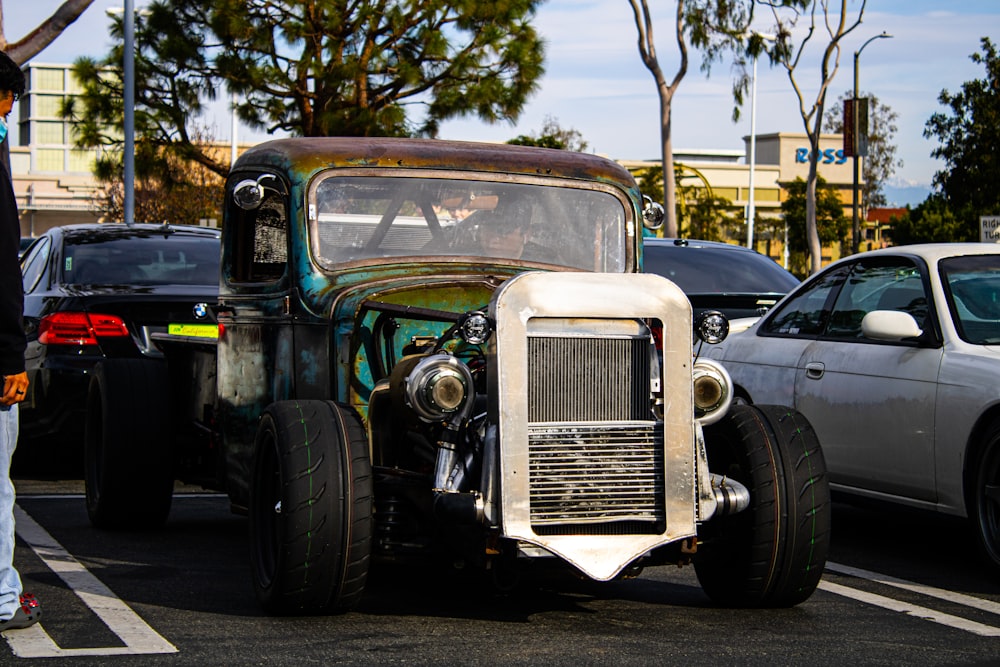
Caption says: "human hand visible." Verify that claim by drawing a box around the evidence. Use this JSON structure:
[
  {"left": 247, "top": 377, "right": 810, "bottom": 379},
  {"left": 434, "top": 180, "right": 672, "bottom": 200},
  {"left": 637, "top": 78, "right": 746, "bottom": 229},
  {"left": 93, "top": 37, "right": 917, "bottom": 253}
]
[{"left": 1, "top": 372, "right": 28, "bottom": 406}]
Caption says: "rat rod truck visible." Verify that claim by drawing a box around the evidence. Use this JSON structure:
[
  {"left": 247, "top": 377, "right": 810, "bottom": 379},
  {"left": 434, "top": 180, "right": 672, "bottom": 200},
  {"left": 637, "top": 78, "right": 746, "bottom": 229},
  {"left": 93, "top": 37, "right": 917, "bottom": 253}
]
[{"left": 84, "top": 137, "right": 830, "bottom": 614}]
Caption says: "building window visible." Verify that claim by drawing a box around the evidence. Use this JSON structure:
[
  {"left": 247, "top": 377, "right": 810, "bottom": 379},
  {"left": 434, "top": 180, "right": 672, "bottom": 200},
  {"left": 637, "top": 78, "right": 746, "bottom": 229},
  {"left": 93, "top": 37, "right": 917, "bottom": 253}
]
[
  {"left": 34, "top": 68, "right": 65, "bottom": 92},
  {"left": 35, "top": 122, "right": 65, "bottom": 145},
  {"left": 35, "top": 149, "right": 64, "bottom": 172},
  {"left": 67, "top": 149, "right": 96, "bottom": 173},
  {"left": 35, "top": 94, "right": 65, "bottom": 118}
]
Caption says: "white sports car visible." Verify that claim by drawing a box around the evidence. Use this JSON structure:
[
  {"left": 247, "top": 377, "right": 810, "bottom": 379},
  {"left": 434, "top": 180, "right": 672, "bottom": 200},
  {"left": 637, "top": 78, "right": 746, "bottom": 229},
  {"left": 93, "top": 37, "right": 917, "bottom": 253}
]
[{"left": 707, "top": 243, "right": 1000, "bottom": 570}]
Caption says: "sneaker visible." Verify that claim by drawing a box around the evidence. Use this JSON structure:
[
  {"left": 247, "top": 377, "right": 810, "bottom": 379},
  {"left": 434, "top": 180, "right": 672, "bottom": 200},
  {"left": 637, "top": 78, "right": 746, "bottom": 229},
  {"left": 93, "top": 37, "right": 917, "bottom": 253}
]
[{"left": 0, "top": 593, "right": 41, "bottom": 632}]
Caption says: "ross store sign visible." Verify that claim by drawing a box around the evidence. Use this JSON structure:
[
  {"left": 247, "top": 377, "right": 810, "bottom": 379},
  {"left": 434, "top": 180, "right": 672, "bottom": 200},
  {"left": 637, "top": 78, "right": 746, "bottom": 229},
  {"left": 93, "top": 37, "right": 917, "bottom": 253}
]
[{"left": 795, "top": 148, "right": 847, "bottom": 165}]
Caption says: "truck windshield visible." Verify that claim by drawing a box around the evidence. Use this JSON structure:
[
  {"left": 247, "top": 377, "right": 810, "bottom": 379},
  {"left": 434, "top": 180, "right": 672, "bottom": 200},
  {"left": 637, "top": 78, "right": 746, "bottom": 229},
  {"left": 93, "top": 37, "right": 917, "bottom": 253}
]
[{"left": 308, "top": 175, "right": 629, "bottom": 272}]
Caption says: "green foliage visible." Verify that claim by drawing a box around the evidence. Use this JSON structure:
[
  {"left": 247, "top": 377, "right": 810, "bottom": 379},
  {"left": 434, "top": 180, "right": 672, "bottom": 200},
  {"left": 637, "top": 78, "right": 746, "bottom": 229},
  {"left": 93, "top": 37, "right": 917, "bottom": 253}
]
[
  {"left": 923, "top": 36, "right": 1000, "bottom": 238},
  {"left": 65, "top": 0, "right": 547, "bottom": 180},
  {"left": 823, "top": 91, "right": 902, "bottom": 210},
  {"left": 507, "top": 115, "right": 588, "bottom": 152},
  {"left": 636, "top": 166, "right": 664, "bottom": 208},
  {"left": 634, "top": 164, "right": 738, "bottom": 241},
  {"left": 889, "top": 195, "right": 971, "bottom": 245},
  {"left": 679, "top": 187, "right": 739, "bottom": 242},
  {"left": 781, "top": 175, "right": 848, "bottom": 276}
]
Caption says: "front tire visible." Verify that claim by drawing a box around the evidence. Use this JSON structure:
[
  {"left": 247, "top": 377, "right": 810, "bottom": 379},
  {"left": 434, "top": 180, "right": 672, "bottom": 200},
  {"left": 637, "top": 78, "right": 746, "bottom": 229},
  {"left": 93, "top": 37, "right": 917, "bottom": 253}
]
[
  {"left": 249, "top": 400, "right": 373, "bottom": 615},
  {"left": 969, "top": 419, "right": 1000, "bottom": 570},
  {"left": 84, "top": 359, "right": 174, "bottom": 529},
  {"left": 695, "top": 404, "right": 830, "bottom": 607}
]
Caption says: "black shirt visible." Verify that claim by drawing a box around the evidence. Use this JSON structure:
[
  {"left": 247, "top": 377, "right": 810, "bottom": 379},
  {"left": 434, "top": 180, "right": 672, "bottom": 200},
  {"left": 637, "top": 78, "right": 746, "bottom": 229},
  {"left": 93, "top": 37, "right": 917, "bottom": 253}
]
[{"left": 0, "top": 135, "right": 25, "bottom": 376}]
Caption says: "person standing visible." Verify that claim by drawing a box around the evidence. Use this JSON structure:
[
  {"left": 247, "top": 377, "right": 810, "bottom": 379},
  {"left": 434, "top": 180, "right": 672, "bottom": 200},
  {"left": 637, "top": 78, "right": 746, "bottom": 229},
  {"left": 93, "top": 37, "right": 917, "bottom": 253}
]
[{"left": 0, "top": 51, "right": 41, "bottom": 632}]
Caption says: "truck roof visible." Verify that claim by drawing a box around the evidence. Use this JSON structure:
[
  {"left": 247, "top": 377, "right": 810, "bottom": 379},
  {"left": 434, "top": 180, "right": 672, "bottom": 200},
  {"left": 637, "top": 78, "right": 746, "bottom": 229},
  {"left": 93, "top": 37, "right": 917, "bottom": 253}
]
[{"left": 233, "top": 137, "right": 638, "bottom": 190}]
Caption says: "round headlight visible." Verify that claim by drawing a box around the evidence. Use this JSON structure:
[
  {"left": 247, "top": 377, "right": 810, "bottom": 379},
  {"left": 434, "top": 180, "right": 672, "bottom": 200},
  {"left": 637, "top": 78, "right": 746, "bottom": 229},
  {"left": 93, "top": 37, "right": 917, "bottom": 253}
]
[
  {"left": 693, "top": 374, "right": 724, "bottom": 411},
  {"left": 695, "top": 310, "right": 730, "bottom": 345},
  {"left": 458, "top": 311, "right": 492, "bottom": 345},
  {"left": 405, "top": 354, "right": 475, "bottom": 422},
  {"left": 692, "top": 358, "right": 733, "bottom": 425}
]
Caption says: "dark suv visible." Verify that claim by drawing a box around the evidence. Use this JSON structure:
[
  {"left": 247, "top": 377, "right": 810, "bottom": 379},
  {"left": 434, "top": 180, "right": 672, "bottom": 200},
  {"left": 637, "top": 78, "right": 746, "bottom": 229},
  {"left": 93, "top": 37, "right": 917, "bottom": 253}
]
[{"left": 643, "top": 238, "right": 799, "bottom": 321}]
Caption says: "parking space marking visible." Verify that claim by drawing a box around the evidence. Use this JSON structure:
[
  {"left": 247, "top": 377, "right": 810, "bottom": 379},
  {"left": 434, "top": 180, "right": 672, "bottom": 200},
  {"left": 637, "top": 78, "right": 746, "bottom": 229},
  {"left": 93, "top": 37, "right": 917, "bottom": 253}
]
[
  {"left": 3, "top": 505, "right": 177, "bottom": 658},
  {"left": 827, "top": 561, "right": 1000, "bottom": 616},
  {"left": 822, "top": 561, "right": 1000, "bottom": 637}
]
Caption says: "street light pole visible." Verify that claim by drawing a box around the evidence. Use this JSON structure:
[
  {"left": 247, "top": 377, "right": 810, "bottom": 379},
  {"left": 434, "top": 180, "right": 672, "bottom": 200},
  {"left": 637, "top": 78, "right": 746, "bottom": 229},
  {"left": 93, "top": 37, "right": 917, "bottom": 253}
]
[
  {"left": 746, "top": 32, "right": 776, "bottom": 251},
  {"left": 746, "top": 52, "right": 760, "bottom": 250},
  {"left": 123, "top": 0, "right": 135, "bottom": 226},
  {"left": 851, "top": 31, "right": 891, "bottom": 254}
]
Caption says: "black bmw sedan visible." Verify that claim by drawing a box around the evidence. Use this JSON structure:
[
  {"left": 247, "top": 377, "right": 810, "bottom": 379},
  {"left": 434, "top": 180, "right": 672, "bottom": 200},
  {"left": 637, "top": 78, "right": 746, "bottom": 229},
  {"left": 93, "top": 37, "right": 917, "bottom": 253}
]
[
  {"left": 16, "top": 223, "right": 221, "bottom": 471},
  {"left": 642, "top": 238, "right": 799, "bottom": 321}
]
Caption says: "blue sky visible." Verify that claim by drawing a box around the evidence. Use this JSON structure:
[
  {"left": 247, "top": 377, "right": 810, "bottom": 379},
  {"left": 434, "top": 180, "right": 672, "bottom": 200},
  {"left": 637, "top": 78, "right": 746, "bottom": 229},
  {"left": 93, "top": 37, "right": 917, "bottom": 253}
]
[{"left": 6, "top": 1, "right": 999, "bottom": 205}]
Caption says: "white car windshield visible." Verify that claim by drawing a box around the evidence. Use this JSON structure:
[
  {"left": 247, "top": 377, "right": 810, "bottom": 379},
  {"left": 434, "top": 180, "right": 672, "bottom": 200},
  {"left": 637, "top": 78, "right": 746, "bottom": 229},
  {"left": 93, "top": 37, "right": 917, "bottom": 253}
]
[
  {"left": 941, "top": 254, "right": 1000, "bottom": 344},
  {"left": 308, "top": 174, "right": 628, "bottom": 272}
]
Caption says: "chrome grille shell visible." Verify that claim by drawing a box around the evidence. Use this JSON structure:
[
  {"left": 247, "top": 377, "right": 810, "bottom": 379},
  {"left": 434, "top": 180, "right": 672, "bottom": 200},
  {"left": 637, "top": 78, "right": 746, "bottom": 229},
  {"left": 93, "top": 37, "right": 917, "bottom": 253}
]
[{"left": 489, "top": 272, "right": 696, "bottom": 581}]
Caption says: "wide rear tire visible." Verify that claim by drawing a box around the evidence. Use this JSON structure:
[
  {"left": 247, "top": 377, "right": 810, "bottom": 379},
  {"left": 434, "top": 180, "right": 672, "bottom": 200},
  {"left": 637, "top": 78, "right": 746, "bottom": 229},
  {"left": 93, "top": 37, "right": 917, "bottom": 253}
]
[
  {"left": 695, "top": 404, "right": 830, "bottom": 607},
  {"left": 84, "top": 359, "right": 174, "bottom": 529},
  {"left": 249, "top": 400, "right": 373, "bottom": 615}
]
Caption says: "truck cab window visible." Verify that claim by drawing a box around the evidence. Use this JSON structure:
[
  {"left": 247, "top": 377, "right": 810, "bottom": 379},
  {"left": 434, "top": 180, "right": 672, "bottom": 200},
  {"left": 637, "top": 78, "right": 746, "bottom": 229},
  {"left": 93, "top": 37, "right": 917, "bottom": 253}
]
[{"left": 228, "top": 180, "right": 288, "bottom": 284}]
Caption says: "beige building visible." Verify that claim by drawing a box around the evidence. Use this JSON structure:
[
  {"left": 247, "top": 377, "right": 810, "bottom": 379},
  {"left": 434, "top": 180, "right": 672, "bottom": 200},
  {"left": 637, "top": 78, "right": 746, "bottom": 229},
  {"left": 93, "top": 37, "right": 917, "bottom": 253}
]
[
  {"left": 625, "top": 132, "right": 858, "bottom": 266},
  {"left": 13, "top": 63, "right": 103, "bottom": 237}
]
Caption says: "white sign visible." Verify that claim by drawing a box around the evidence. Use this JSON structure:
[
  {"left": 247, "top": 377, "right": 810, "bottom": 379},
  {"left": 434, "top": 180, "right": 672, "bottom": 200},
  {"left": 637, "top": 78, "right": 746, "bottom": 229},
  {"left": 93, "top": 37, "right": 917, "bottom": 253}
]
[{"left": 981, "top": 216, "right": 1000, "bottom": 243}]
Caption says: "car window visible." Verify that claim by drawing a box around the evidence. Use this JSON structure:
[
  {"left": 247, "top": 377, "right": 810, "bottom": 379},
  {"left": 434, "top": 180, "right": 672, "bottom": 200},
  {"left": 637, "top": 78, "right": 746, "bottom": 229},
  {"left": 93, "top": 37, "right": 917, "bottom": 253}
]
[
  {"left": 63, "top": 234, "right": 220, "bottom": 286},
  {"left": 642, "top": 243, "right": 798, "bottom": 294},
  {"left": 20, "top": 236, "right": 51, "bottom": 293},
  {"left": 940, "top": 254, "right": 1000, "bottom": 344},
  {"left": 762, "top": 264, "right": 850, "bottom": 337},
  {"left": 227, "top": 175, "right": 289, "bottom": 284},
  {"left": 824, "top": 258, "right": 927, "bottom": 340}
]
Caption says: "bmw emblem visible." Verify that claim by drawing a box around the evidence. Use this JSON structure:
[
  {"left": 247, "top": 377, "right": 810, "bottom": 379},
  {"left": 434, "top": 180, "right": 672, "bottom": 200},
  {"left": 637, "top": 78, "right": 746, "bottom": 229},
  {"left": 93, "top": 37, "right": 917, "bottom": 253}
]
[{"left": 193, "top": 303, "right": 209, "bottom": 319}]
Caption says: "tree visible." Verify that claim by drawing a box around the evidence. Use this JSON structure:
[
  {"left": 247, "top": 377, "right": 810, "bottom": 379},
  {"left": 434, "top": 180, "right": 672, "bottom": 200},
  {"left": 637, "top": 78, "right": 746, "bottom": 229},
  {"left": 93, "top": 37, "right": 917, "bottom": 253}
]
[
  {"left": 627, "top": 0, "right": 686, "bottom": 239},
  {"left": 781, "top": 175, "right": 848, "bottom": 277},
  {"left": 507, "top": 115, "right": 588, "bottom": 152},
  {"left": 924, "top": 36, "right": 1000, "bottom": 238},
  {"left": 65, "top": 0, "right": 547, "bottom": 179},
  {"left": 756, "top": 1, "right": 867, "bottom": 275},
  {"left": 626, "top": 0, "right": 754, "bottom": 239},
  {"left": 823, "top": 90, "right": 902, "bottom": 211},
  {"left": 85, "top": 128, "right": 225, "bottom": 226},
  {"left": 679, "top": 187, "right": 739, "bottom": 242},
  {"left": 0, "top": 0, "right": 95, "bottom": 65},
  {"left": 888, "top": 195, "right": 968, "bottom": 246}
]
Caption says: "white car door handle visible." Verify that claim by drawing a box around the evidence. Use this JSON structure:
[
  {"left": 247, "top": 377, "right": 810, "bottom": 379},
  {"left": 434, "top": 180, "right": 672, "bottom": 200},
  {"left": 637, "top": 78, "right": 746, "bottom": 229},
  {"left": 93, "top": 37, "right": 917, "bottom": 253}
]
[{"left": 805, "top": 362, "right": 825, "bottom": 380}]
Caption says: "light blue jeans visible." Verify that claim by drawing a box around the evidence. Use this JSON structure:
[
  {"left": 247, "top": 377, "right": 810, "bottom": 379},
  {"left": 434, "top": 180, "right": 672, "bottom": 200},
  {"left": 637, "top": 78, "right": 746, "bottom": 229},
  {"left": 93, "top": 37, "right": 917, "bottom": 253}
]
[{"left": 0, "top": 404, "right": 23, "bottom": 621}]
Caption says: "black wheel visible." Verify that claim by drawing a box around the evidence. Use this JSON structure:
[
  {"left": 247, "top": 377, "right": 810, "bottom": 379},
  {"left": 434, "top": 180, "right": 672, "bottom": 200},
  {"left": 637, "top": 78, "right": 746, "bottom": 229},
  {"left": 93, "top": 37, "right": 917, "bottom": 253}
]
[
  {"left": 695, "top": 404, "right": 830, "bottom": 607},
  {"left": 249, "top": 400, "right": 373, "bottom": 615},
  {"left": 84, "top": 359, "right": 174, "bottom": 529},
  {"left": 969, "top": 419, "right": 1000, "bottom": 570}
]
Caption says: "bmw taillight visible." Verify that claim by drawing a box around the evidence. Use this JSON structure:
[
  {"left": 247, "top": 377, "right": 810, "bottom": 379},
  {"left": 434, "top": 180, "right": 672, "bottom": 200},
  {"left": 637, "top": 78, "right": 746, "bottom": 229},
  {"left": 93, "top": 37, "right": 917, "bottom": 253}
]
[
  {"left": 38, "top": 312, "right": 130, "bottom": 346},
  {"left": 650, "top": 321, "right": 663, "bottom": 351}
]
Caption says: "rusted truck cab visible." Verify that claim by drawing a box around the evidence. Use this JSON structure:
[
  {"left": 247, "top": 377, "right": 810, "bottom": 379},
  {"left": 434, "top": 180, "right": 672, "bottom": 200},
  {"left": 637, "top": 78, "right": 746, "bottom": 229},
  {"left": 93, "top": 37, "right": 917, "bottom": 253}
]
[{"left": 85, "top": 137, "right": 829, "bottom": 614}]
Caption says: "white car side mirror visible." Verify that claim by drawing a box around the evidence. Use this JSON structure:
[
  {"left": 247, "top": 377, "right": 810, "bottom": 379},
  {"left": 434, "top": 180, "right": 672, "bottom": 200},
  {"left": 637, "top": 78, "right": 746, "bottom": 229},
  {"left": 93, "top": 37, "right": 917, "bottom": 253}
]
[{"left": 861, "top": 310, "right": 923, "bottom": 341}]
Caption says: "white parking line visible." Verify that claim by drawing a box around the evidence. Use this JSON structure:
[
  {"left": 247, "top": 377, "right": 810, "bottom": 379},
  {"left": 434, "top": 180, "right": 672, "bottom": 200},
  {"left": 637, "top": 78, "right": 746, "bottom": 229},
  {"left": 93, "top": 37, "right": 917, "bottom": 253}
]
[
  {"left": 822, "top": 561, "right": 1000, "bottom": 637},
  {"left": 2, "top": 504, "right": 177, "bottom": 658}
]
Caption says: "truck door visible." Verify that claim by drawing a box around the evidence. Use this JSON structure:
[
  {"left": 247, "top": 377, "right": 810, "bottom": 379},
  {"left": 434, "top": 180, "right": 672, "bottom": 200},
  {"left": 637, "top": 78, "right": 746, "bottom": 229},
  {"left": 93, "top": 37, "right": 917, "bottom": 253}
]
[{"left": 217, "top": 172, "right": 293, "bottom": 504}]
